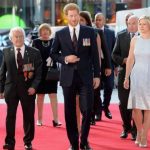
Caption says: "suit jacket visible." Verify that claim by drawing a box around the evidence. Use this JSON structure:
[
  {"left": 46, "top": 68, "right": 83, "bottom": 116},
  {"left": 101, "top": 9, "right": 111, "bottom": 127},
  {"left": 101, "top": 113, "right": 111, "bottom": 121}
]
[
  {"left": 112, "top": 30, "right": 131, "bottom": 68},
  {"left": 97, "top": 29, "right": 111, "bottom": 69},
  {"left": 0, "top": 50, "right": 2, "bottom": 67},
  {"left": 50, "top": 25, "right": 100, "bottom": 87},
  {"left": 103, "top": 27, "right": 116, "bottom": 69},
  {"left": 0, "top": 45, "right": 42, "bottom": 98}
]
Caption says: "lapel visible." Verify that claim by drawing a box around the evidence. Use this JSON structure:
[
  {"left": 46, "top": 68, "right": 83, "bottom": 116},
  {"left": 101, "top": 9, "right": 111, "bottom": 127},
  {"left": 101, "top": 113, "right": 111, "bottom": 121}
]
[
  {"left": 10, "top": 47, "right": 17, "bottom": 71},
  {"left": 104, "top": 28, "right": 108, "bottom": 41},
  {"left": 64, "top": 27, "right": 78, "bottom": 54},
  {"left": 125, "top": 31, "right": 131, "bottom": 43},
  {"left": 64, "top": 27, "right": 73, "bottom": 47},
  {"left": 23, "top": 45, "right": 30, "bottom": 64},
  {"left": 124, "top": 32, "right": 131, "bottom": 53},
  {"left": 78, "top": 25, "right": 84, "bottom": 49},
  {"left": 11, "top": 45, "right": 30, "bottom": 66}
]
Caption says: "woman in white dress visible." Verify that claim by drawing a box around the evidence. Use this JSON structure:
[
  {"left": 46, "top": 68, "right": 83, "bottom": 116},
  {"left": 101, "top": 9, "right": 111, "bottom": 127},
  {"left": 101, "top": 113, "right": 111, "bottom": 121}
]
[{"left": 124, "top": 15, "right": 150, "bottom": 148}]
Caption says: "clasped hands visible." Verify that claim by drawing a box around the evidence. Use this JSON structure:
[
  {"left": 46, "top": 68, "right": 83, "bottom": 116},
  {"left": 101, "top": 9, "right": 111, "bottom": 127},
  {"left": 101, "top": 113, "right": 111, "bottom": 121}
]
[
  {"left": 65, "top": 55, "right": 100, "bottom": 89},
  {"left": 28, "top": 88, "right": 36, "bottom": 95},
  {"left": 65, "top": 55, "right": 80, "bottom": 63}
]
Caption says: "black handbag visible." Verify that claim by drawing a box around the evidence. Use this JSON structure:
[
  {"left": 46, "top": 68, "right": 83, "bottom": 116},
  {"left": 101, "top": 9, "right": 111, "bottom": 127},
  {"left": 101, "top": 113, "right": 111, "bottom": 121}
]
[{"left": 45, "top": 61, "right": 60, "bottom": 81}]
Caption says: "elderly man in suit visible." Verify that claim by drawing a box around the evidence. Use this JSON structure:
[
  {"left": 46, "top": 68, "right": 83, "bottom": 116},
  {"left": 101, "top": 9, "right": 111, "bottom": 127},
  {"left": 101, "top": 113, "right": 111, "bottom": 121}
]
[
  {"left": 94, "top": 13, "right": 116, "bottom": 121},
  {"left": 0, "top": 27, "right": 42, "bottom": 150},
  {"left": 50, "top": 3, "right": 100, "bottom": 150},
  {"left": 112, "top": 15, "right": 138, "bottom": 140}
]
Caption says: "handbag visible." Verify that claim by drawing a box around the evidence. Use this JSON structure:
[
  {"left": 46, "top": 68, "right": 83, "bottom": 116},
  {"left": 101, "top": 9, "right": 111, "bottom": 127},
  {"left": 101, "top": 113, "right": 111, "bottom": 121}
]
[{"left": 45, "top": 60, "right": 60, "bottom": 81}]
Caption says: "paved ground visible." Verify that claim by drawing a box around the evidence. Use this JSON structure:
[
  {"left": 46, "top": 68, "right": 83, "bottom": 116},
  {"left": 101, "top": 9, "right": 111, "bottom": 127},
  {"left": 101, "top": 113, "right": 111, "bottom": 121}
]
[{"left": 0, "top": 83, "right": 119, "bottom": 104}]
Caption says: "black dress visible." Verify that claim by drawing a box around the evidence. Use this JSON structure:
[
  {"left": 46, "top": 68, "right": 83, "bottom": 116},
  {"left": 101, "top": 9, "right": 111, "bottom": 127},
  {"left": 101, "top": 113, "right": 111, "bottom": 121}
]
[{"left": 32, "top": 38, "right": 58, "bottom": 94}]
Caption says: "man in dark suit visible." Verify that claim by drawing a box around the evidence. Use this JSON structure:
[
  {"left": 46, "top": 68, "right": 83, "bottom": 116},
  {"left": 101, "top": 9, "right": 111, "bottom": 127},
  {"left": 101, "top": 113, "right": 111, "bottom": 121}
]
[
  {"left": 112, "top": 15, "right": 138, "bottom": 140},
  {"left": 0, "top": 27, "right": 42, "bottom": 150},
  {"left": 94, "top": 13, "right": 116, "bottom": 120},
  {"left": 91, "top": 29, "right": 112, "bottom": 122},
  {"left": 50, "top": 3, "right": 100, "bottom": 150}
]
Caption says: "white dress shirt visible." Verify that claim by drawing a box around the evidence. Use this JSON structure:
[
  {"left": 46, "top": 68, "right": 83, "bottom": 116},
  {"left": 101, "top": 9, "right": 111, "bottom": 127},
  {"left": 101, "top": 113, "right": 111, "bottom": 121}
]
[{"left": 68, "top": 23, "right": 80, "bottom": 40}]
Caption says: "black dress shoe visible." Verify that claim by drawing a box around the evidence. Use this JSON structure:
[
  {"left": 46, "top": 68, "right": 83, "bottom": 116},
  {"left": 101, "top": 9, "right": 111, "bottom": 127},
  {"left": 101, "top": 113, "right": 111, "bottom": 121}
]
[
  {"left": 120, "top": 130, "right": 128, "bottom": 138},
  {"left": 80, "top": 143, "right": 92, "bottom": 150},
  {"left": 3, "top": 144, "right": 14, "bottom": 150},
  {"left": 52, "top": 120, "right": 62, "bottom": 127},
  {"left": 68, "top": 145, "right": 79, "bottom": 150},
  {"left": 90, "top": 118, "right": 96, "bottom": 125},
  {"left": 104, "top": 108, "right": 112, "bottom": 119},
  {"left": 95, "top": 114, "right": 101, "bottom": 121},
  {"left": 24, "top": 144, "right": 32, "bottom": 150},
  {"left": 131, "top": 131, "right": 137, "bottom": 141}
]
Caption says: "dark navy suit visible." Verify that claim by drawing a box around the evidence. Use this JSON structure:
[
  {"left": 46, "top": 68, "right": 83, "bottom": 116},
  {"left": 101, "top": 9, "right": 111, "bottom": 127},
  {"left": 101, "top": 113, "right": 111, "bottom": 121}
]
[
  {"left": 93, "top": 28, "right": 114, "bottom": 119},
  {"left": 50, "top": 25, "right": 100, "bottom": 148},
  {"left": 101, "top": 27, "right": 116, "bottom": 109}
]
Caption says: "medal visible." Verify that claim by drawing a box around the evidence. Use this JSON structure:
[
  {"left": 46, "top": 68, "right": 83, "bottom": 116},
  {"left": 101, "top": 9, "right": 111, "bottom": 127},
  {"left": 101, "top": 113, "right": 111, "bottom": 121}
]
[
  {"left": 23, "top": 63, "right": 34, "bottom": 81},
  {"left": 28, "top": 72, "right": 34, "bottom": 79}
]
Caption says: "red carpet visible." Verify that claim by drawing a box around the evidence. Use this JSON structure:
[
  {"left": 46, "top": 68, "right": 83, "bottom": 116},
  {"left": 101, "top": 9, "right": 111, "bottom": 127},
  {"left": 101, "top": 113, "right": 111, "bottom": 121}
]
[{"left": 0, "top": 104, "right": 149, "bottom": 150}]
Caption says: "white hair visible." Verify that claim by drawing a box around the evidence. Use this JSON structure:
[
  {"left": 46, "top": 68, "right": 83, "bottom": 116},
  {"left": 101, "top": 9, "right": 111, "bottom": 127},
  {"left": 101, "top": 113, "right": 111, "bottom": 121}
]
[
  {"left": 9, "top": 26, "right": 25, "bottom": 40},
  {"left": 94, "top": 12, "right": 104, "bottom": 21}
]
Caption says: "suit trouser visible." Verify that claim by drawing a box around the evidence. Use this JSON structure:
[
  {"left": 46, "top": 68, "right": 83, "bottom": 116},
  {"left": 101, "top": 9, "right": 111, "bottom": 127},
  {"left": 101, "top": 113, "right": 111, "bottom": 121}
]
[
  {"left": 92, "top": 85, "right": 102, "bottom": 120},
  {"left": 5, "top": 76, "right": 35, "bottom": 146},
  {"left": 118, "top": 69, "right": 136, "bottom": 132},
  {"left": 62, "top": 71, "right": 93, "bottom": 148},
  {"left": 102, "top": 71, "right": 114, "bottom": 108},
  {"left": 93, "top": 64, "right": 114, "bottom": 117}
]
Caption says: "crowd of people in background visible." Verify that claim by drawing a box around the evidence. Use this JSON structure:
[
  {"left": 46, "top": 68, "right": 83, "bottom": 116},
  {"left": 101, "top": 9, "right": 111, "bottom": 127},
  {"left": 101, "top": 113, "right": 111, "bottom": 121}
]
[{"left": 0, "top": 2, "right": 150, "bottom": 150}]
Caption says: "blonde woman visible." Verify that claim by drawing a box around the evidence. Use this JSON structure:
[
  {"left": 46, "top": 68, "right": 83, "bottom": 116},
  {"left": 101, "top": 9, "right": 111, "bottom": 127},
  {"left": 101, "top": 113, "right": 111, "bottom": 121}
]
[
  {"left": 32, "top": 23, "right": 61, "bottom": 127},
  {"left": 124, "top": 16, "right": 150, "bottom": 148}
]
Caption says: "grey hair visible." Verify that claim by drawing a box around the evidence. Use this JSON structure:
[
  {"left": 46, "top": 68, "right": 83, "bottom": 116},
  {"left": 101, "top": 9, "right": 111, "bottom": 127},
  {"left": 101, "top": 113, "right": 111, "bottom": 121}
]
[
  {"left": 128, "top": 15, "right": 139, "bottom": 21},
  {"left": 94, "top": 12, "right": 104, "bottom": 21},
  {"left": 9, "top": 26, "right": 25, "bottom": 40}
]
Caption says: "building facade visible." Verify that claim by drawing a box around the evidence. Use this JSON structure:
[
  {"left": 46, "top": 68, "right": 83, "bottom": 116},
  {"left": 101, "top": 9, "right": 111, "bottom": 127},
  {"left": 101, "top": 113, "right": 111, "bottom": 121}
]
[{"left": 0, "top": 0, "right": 149, "bottom": 29}]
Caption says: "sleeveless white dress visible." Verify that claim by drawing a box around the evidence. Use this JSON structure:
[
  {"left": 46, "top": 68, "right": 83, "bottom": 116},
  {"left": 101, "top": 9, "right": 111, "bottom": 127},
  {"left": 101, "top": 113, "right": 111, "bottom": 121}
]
[{"left": 128, "top": 36, "right": 150, "bottom": 110}]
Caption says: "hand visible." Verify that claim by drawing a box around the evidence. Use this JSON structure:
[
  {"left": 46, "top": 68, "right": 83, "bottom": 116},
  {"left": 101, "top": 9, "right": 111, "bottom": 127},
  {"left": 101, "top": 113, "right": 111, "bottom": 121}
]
[
  {"left": 65, "top": 55, "right": 80, "bottom": 63},
  {"left": 0, "top": 93, "right": 4, "bottom": 99},
  {"left": 114, "top": 67, "right": 118, "bottom": 76},
  {"left": 28, "top": 88, "right": 36, "bottom": 95},
  {"left": 105, "top": 68, "right": 111, "bottom": 76},
  {"left": 123, "top": 58, "right": 127, "bottom": 64},
  {"left": 93, "top": 77, "right": 100, "bottom": 89},
  {"left": 124, "top": 79, "right": 129, "bottom": 89}
]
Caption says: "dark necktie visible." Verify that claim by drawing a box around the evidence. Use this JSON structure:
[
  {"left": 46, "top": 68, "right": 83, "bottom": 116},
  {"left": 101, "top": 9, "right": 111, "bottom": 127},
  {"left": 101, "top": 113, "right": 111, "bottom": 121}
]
[
  {"left": 131, "top": 33, "right": 135, "bottom": 39},
  {"left": 72, "top": 28, "right": 78, "bottom": 52},
  {"left": 17, "top": 48, "right": 23, "bottom": 74}
]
